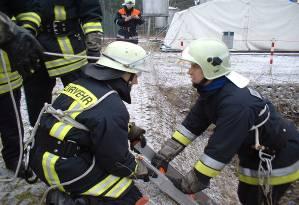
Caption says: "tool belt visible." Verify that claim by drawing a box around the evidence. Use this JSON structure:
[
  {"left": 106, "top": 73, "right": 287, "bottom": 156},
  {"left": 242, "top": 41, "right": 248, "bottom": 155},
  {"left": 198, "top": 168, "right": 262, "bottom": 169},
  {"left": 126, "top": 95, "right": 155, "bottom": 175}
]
[{"left": 42, "top": 19, "right": 80, "bottom": 36}]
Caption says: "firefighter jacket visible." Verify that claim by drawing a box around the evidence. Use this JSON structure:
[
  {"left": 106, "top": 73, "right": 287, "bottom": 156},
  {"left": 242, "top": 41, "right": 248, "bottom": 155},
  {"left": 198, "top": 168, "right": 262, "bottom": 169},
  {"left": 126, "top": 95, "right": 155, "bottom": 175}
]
[
  {"left": 38, "top": 0, "right": 103, "bottom": 77},
  {"left": 30, "top": 77, "right": 138, "bottom": 198},
  {"left": 0, "top": 0, "right": 40, "bottom": 95},
  {"left": 171, "top": 78, "right": 299, "bottom": 186},
  {"left": 114, "top": 7, "right": 144, "bottom": 43}
]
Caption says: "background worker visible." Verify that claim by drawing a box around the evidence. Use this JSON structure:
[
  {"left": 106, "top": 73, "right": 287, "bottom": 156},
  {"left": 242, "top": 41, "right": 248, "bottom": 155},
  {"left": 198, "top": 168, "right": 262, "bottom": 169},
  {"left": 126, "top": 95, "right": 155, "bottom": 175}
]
[
  {"left": 152, "top": 39, "right": 299, "bottom": 205},
  {"left": 29, "top": 41, "right": 152, "bottom": 205},
  {"left": 24, "top": 0, "right": 104, "bottom": 127},
  {"left": 0, "top": 1, "right": 41, "bottom": 178},
  {"left": 114, "top": 0, "right": 144, "bottom": 44}
]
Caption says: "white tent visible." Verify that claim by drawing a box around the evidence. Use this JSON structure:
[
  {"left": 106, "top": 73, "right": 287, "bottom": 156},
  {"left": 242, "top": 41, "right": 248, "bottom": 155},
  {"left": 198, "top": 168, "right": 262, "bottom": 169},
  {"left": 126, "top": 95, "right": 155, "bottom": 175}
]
[{"left": 163, "top": 0, "right": 299, "bottom": 51}]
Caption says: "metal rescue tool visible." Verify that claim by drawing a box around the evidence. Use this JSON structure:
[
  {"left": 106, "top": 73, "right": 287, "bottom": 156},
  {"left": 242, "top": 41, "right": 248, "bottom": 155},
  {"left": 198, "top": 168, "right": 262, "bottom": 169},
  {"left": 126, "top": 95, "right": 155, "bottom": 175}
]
[{"left": 134, "top": 143, "right": 217, "bottom": 205}]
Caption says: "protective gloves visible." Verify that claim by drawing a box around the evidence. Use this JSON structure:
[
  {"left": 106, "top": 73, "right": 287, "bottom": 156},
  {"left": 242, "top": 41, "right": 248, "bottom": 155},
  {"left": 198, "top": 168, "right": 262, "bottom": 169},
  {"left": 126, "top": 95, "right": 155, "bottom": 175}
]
[
  {"left": 0, "top": 12, "right": 43, "bottom": 78},
  {"left": 85, "top": 32, "right": 103, "bottom": 62},
  {"left": 168, "top": 169, "right": 209, "bottom": 194},
  {"left": 130, "top": 157, "right": 156, "bottom": 182},
  {"left": 151, "top": 138, "right": 184, "bottom": 172},
  {"left": 128, "top": 122, "right": 146, "bottom": 149}
]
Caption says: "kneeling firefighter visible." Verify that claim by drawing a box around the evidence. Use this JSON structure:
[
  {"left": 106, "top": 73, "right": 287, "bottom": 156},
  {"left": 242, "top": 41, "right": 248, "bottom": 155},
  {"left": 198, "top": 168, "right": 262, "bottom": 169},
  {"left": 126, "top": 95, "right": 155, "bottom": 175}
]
[
  {"left": 29, "top": 41, "right": 152, "bottom": 205},
  {"left": 151, "top": 39, "right": 299, "bottom": 205}
]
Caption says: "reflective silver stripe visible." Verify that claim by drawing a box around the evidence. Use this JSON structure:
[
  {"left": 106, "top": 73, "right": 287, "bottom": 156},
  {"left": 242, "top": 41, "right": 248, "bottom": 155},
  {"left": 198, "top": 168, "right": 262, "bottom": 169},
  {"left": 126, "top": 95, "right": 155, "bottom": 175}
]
[
  {"left": 200, "top": 153, "right": 226, "bottom": 170},
  {"left": 177, "top": 124, "right": 197, "bottom": 142},
  {"left": 239, "top": 160, "right": 299, "bottom": 177},
  {"left": 116, "top": 34, "right": 125, "bottom": 39},
  {"left": 45, "top": 51, "right": 86, "bottom": 68},
  {"left": 82, "top": 175, "right": 120, "bottom": 196},
  {"left": 104, "top": 178, "right": 132, "bottom": 198},
  {"left": 129, "top": 36, "right": 138, "bottom": 40}
]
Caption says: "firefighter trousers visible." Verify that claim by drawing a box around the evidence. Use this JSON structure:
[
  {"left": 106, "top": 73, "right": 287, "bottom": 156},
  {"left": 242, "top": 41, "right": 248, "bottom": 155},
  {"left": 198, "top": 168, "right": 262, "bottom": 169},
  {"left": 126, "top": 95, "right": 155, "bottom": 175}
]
[
  {"left": 0, "top": 88, "right": 23, "bottom": 169},
  {"left": 238, "top": 181, "right": 291, "bottom": 205},
  {"left": 24, "top": 67, "right": 84, "bottom": 126}
]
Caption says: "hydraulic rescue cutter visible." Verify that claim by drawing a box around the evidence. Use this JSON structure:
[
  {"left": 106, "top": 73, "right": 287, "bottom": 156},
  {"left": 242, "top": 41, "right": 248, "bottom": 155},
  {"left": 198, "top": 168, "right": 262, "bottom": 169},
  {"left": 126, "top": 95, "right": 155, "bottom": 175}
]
[{"left": 133, "top": 143, "right": 217, "bottom": 205}]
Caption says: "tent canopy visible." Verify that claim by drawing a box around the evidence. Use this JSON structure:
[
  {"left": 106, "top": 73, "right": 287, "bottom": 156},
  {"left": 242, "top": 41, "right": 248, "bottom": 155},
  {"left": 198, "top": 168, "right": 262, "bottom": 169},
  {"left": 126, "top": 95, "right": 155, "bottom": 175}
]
[{"left": 163, "top": 0, "right": 299, "bottom": 51}]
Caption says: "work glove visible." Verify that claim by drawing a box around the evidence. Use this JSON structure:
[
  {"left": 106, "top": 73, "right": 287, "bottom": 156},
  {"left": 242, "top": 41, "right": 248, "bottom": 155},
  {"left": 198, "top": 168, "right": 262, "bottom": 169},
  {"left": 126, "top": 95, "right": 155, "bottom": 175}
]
[
  {"left": 151, "top": 138, "right": 184, "bottom": 172},
  {"left": 168, "top": 169, "right": 209, "bottom": 194},
  {"left": 85, "top": 32, "right": 103, "bottom": 62},
  {"left": 0, "top": 12, "right": 43, "bottom": 78},
  {"left": 131, "top": 157, "right": 156, "bottom": 182},
  {"left": 128, "top": 122, "right": 147, "bottom": 150}
]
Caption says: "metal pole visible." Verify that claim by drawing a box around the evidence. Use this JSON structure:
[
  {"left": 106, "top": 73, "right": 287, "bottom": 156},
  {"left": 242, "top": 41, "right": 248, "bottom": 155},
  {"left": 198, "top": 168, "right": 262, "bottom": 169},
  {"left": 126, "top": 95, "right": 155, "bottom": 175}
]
[{"left": 147, "top": 16, "right": 151, "bottom": 38}]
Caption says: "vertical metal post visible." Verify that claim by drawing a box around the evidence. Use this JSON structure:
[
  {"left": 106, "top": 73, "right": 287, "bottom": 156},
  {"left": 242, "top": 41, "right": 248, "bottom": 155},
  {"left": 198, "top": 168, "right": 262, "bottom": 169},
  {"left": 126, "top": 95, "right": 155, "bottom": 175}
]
[{"left": 147, "top": 16, "right": 151, "bottom": 38}]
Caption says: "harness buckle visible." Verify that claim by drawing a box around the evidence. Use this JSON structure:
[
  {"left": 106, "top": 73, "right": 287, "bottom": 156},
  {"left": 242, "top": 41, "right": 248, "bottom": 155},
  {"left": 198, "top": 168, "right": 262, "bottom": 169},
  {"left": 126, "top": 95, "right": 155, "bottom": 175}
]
[
  {"left": 52, "top": 21, "right": 67, "bottom": 36},
  {"left": 63, "top": 140, "right": 80, "bottom": 158}
]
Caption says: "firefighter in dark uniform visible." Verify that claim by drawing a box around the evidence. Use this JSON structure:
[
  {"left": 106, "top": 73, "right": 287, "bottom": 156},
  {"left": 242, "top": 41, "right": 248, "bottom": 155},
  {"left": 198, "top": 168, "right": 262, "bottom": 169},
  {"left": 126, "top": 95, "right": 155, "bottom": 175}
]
[
  {"left": 0, "top": 1, "right": 42, "bottom": 178},
  {"left": 24, "top": 0, "right": 104, "bottom": 127},
  {"left": 114, "top": 0, "right": 144, "bottom": 44},
  {"left": 29, "top": 41, "right": 152, "bottom": 205},
  {"left": 151, "top": 39, "right": 299, "bottom": 205}
]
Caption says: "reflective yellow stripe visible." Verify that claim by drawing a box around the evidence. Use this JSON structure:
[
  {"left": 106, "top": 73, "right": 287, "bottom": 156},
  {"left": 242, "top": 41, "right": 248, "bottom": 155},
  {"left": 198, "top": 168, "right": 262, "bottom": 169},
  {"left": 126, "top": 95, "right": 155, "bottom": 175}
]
[
  {"left": 172, "top": 131, "right": 191, "bottom": 146},
  {"left": 22, "top": 24, "right": 37, "bottom": 33},
  {"left": 16, "top": 12, "right": 41, "bottom": 26},
  {"left": 54, "top": 6, "right": 66, "bottom": 21},
  {"left": 69, "top": 101, "right": 82, "bottom": 119},
  {"left": 42, "top": 152, "right": 65, "bottom": 191},
  {"left": 0, "top": 72, "right": 20, "bottom": 84},
  {"left": 57, "top": 37, "right": 74, "bottom": 55},
  {"left": 194, "top": 160, "right": 220, "bottom": 178},
  {"left": 0, "top": 51, "right": 11, "bottom": 71},
  {"left": 62, "top": 83, "right": 98, "bottom": 108},
  {"left": 82, "top": 175, "right": 120, "bottom": 196},
  {"left": 104, "top": 178, "right": 133, "bottom": 198},
  {"left": 0, "top": 77, "right": 22, "bottom": 94},
  {"left": 50, "top": 122, "right": 73, "bottom": 141},
  {"left": 239, "top": 170, "right": 299, "bottom": 185},
  {"left": 47, "top": 58, "right": 88, "bottom": 77},
  {"left": 82, "top": 22, "right": 103, "bottom": 34},
  {"left": 45, "top": 51, "right": 87, "bottom": 69}
]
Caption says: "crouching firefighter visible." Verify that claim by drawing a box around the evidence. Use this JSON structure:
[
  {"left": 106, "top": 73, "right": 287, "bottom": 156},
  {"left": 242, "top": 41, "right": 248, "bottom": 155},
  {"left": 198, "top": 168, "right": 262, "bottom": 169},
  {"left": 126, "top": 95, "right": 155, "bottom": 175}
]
[
  {"left": 151, "top": 39, "right": 299, "bottom": 205},
  {"left": 28, "top": 41, "right": 153, "bottom": 205}
]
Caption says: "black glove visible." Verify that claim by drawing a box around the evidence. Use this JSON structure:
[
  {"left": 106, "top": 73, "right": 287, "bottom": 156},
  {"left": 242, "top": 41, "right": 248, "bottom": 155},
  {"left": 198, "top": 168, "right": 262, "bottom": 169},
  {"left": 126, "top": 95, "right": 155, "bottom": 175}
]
[
  {"left": 85, "top": 32, "right": 103, "bottom": 63},
  {"left": 151, "top": 153, "right": 169, "bottom": 172},
  {"left": 1, "top": 24, "right": 43, "bottom": 79},
  {"left": 168, "top": 169, "right": 209, "bottom": 194},
  {"left": 128, "top": 122, "right": 147, "bottom": 149}
]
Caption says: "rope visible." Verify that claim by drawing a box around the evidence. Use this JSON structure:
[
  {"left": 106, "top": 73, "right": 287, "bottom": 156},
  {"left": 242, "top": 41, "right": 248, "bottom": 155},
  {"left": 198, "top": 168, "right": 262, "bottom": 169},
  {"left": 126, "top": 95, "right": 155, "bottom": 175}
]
[
  {"left": 258, "top": 150, "right": 275, "bottom": 205},
  {"left": 0, "top": 51, "right": 23, "bottom": 182},
  {"left": 23, "top": 90, "right": 116, "bottom": 204}
]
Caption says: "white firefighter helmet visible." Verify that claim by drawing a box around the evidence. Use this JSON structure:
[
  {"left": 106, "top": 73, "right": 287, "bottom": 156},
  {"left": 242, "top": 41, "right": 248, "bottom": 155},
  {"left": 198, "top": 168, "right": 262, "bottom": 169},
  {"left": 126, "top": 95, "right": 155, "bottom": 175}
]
[
  {"left": 122, "top": 0, "right": 135, "bottom": 6},
  {"left": 181, "top": 38, "right": 249, "bottom": 88},
  {"left": 83, "top": 41, "right": 148, "bottom": 81}
]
